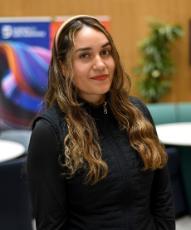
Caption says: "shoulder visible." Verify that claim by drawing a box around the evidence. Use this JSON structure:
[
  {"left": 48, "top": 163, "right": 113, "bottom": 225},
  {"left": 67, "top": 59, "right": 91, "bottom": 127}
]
[
  {"left": 28, "top": 119, "right": 59, "bottom": 168},
  {"left": 32, "top": 104, "right": 67, "bottom": 149},
  {"left": 32, "top": 104, "right": 65, "bottom": 128},
  {"left": 129, "top": 96, "right": 154, "bottom": 123},
  {"left": 27, "top": 117, "right": 64, "bottom": 182},
  {"left": 30, "top": 119, "right": 57, "bottom": 148},
  {"left": 129, "top": 96, "right": 148, "bottom": 113}
]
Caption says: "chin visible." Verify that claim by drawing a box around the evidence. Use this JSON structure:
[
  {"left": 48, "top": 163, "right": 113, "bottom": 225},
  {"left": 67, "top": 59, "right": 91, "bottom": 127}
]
[
  {"left": 98, "top": 84, "right": 111, "bottom": 93},
  {"left": 96, "top": 88, "right": 110, "bottom": 95}
]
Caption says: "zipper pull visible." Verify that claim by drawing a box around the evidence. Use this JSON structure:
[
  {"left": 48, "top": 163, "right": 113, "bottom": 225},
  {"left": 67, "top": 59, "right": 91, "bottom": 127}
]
[{"left": 103, "top": 101, "right": 107, "bottom": 114}]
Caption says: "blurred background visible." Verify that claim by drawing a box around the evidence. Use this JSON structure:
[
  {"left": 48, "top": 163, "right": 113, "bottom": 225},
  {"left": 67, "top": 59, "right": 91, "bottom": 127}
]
[{"left": 1, "top": 0, "right": 191, "bottom": 103}]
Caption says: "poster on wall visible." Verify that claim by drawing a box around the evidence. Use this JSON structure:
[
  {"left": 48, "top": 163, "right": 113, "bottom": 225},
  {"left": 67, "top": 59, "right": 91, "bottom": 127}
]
[
  {"left": 0, "top": 17, "right": 51, "bottom": 129},
  {"left": 0, "top": 16, "right": 110, "bottom": 129}
]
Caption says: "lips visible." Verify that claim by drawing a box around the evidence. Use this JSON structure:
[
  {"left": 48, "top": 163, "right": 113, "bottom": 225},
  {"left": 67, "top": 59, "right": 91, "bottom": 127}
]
[{"left": 91, "top": 74, "right": 108, "bottom": 80}]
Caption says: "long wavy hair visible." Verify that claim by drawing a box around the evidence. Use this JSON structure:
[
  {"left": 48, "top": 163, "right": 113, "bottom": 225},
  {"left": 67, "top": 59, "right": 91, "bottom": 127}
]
[{"left": 45, "top": 16, "right": 167, "bottom": 184}]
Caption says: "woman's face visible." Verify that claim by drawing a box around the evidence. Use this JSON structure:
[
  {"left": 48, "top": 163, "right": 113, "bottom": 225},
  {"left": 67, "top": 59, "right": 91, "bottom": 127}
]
[{"left": 70, "top": 25, "right": 115, "bottom": 103}]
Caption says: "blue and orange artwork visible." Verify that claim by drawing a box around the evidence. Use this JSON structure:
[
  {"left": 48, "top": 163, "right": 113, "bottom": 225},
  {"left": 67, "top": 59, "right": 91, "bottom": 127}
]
[{"left": 0, "top": 41, "right": 50, "bottom": 128}]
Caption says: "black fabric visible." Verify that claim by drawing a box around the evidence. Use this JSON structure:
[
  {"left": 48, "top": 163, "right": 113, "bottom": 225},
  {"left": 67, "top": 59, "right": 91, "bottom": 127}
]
[
  {"left": 27, "top": 96, "right": 175, "bottom": 230},
  {"left": 0, "top": 157, "right": 33, "bottom": 230},
  {"left": 166, "top": 147, "right": 188, "bottom": 217}
]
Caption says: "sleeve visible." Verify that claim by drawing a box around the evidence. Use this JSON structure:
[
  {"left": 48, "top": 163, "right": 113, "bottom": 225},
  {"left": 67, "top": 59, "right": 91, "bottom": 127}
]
[
  {"left": 27, "top": 119, "right": 68, "bottom": 230},
  {"left": 151, "top": 166, "right": 175, "bottom": 230}
]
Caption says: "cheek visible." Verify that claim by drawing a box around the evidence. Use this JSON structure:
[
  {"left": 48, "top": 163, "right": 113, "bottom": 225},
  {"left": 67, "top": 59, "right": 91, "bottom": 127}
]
[
  {"left": 73, "top": 62, "right": 90, "bottom": 82},
  {"left": 72, "top": 63, "right": 82, "bottom": 85},
  {"left": 109, "top": 57, "right": 115, "bottom": 70},
  {"left": 72, "top": 69, "right": 88, "bottom": 90},
  {"left": 110, "top": 60, "right": 116, "bottom": 76},
  {"left": 73, "top": 75, "right": 82, "bottom": 88},
  {"left": 73, "top": 61, "right": 87, "bottom": 77}
]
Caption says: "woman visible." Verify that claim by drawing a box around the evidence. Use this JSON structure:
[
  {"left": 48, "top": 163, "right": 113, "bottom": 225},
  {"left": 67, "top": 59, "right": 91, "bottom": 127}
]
[{"left": 27, "top": 15, "right": 175, "bottom": 230}]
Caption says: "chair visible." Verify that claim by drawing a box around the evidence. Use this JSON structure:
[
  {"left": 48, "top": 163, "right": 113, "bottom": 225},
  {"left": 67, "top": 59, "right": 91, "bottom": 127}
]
[
  {"left": 0, "top": 156, "right": 33, "bottom": 230},
  {"left": 176, "top": 103, "right": 191, "bottom": 122},
  {"left": 147, "top": 103, "right": 177, "bottom": 124}
]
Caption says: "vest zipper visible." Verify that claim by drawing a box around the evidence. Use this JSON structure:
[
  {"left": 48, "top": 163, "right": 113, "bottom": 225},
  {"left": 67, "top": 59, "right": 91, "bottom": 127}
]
[{"left": 103, "top": 101, "right": 108, "bottom": 114}]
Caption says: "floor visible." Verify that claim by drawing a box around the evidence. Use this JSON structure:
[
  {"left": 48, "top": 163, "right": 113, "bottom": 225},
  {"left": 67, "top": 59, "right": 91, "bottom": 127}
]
[{"left": 176, "top": 215, "right": 191, "bottom": 230}]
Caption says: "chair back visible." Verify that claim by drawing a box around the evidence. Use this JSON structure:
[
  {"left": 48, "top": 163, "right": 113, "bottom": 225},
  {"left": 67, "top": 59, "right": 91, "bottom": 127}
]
[
  {"left": 176, "top": 103, "right": 191, "bottom": 122},
  {"left": 147, "top": 103, "right": 177, "bottom": 124}
]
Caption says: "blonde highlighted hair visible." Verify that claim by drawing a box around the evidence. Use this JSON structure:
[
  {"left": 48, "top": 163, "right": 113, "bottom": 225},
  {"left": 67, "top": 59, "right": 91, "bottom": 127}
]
[{"left": 45, "top": 15, "right": 167, "bottom": 184}]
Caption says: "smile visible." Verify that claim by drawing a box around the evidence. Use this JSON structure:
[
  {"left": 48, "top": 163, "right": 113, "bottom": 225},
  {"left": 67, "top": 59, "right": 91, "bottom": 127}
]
[{"left": 91, "top": 75, "right": 108, "bottom": 81}]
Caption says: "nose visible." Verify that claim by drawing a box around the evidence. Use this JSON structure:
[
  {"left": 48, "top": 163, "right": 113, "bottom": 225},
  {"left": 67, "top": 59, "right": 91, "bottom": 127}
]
[{"left": 93, "top": 55, "right": 106, "bottom": 71}]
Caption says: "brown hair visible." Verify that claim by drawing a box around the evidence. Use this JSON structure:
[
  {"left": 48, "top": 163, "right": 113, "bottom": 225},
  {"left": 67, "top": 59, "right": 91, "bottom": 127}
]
[{"left": 46, "top": 16, "right": 167, "bottom": 184}]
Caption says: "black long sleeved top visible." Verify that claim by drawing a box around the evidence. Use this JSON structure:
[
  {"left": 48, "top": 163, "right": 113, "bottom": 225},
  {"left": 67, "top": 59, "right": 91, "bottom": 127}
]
[{"left": 27, "top": 97, "right": 175, "bottom": 230}]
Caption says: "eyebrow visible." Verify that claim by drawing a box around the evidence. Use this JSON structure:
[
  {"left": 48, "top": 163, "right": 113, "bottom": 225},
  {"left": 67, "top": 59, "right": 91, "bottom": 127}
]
[{"left": 75, "top": 42, "right": 111, "bottom": 53}]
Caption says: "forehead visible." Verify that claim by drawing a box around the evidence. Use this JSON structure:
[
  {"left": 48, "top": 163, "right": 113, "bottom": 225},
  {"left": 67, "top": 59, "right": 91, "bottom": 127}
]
[{"left": 73, "top": 26, "right": 109, "bottom": 49}]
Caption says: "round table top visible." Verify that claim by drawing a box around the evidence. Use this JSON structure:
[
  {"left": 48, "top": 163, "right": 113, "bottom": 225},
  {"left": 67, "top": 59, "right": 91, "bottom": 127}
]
[
  {"left": 0, "top": 139, "right": 25, "bottom": 163},
  {"left": 156, "top": 122, "right": 191, "bottom": 146}
]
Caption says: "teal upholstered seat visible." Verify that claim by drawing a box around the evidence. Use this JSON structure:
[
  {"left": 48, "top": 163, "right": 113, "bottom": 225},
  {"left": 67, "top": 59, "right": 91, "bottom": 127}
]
[
  {"left": 176, "top": 103, "right": 191, "bottom": 122},
  {"left": 146, "top": 103, "right": 177, "bottom": 124}
]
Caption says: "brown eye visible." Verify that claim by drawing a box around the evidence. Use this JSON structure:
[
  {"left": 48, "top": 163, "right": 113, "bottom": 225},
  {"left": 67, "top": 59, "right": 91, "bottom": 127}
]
[
  {"left": 100, "top": 48, "right": 111, "bottom": 57},
  {"left": 79, "top": 52, "right": 92, "bottom": 60}
]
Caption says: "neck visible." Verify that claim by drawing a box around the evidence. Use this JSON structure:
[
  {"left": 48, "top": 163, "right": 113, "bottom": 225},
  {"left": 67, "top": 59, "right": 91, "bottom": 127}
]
[{"left": 79, "top": 95, "right": 106, "bottom": 106}]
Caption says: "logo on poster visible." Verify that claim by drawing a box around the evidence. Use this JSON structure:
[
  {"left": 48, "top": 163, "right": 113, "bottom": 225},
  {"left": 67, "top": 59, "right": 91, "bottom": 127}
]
[
  {"left": 1, "top": 25, "right": 47, "bottom": 39},
  {"left": 1, "top": 25, "right": 13, "bottom": 39}
]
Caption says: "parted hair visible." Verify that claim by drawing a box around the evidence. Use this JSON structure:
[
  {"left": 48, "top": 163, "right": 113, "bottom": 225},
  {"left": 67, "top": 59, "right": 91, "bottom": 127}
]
[{"left": 45, "top": 16, "right": 167, "bottom": 184}]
